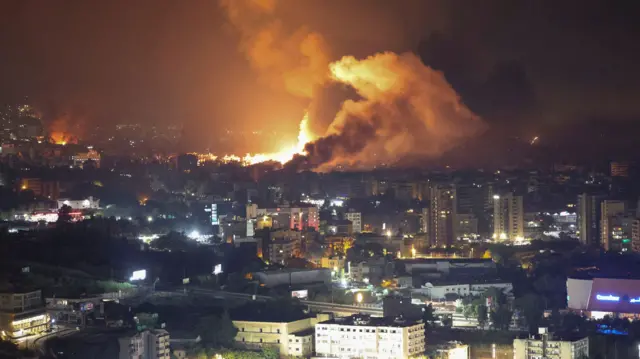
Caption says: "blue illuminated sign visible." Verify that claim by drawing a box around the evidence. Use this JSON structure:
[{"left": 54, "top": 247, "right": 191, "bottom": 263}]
[
  {"left": 596, "top": 294, "right": 620, "bottom": 302},
  {"left": 630, "top": 298, "right": 640, "bottom": 303}
]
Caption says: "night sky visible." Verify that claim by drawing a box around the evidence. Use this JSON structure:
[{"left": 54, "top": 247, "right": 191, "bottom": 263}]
[{"left": 1, "top": 0, "right": 639, "bottom": 154}]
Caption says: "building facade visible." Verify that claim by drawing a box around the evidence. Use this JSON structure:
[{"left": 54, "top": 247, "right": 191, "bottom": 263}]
[
  {"left": 0, "top": 290, "right": 50, "bottom": 341},
  {"left": 429, "top": 185, "right": 456, "bottom": 247},
  {"left": 315, "top": 315, "right": 425, "bottom": 359},
  {"left": 417, "top": 281, "right": 513, "bottom": 300},
  {"left": 513, "top": 328, "right": 588, "bottom": 359},
  {"left": 577, "top": 193, "right": 604, "bottom": 246},
  {"left": 57, "top": 196, "right": 100, "bottom": 210},
  {"left": 600, "top": 200, "right": 626, "bottom": 251},
  {"left": 493, "top": 193, "right": 524, "bottom": 242},
  {"left": 234, "top": 314, "right": 329, "bottom": 357},
  {"left": 117, "top": 329, "right": 170, "bottom": 359},
  {"left": 345, "top": 211, "right": 362, "bottom": 233},
  {"left": 632, "top": 218, "right": 640, "bottom": 253}
]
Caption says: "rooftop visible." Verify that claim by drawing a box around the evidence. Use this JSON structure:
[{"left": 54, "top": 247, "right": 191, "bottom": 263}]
[
  {"left": 256, "top": 268, "right": 329, "bottom": 274},
  {"left": 400, "top": 258, "right": 494, "bottom": 264},
  {"left": 319, "top": 314, "right": 423, "bottom": 328},
  {"left": 516, "top": 330, "right": 588, "bottom": 342},
  {"left": 422, "top": 277, "right": 511, "bottom": 286}
]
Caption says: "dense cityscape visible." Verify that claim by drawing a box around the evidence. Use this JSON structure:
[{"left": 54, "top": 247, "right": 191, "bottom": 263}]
[{"left": 2, "top": 1, "right": 640, "bottom": 359}]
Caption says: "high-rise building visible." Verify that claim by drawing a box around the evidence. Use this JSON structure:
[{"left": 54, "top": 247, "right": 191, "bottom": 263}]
[
  {"left": 419, "top": 208, "right": 429, "bottom": 234},
  {"left": 454, "top": 213, "right": 479, "bottom": 239},
  {"left": 577, "top": 193, "right": 605, "bottom": 246},
  {"left": 603, "top": 215, "right": 634, "bottom": 252},
  {"left": 0, "top": 290, "right": 50, "bottom": 341},
  {"left": 493, "top": 193, "right": 524, "bottom": 242},
  {"left": 315, "top": 315, "right": 425, "bottom": 359},
  {"left": 345, "top": 210, "right": 362, "bottom": 233},
  {"left": 600, "top": 200, "right": 627, "bottom": 251},
  {"left": 429, "top": 185, "right": 456, "bottom": 247},
  {"left": 632, "top": 218, "right": 640, "bottom": 253},
  {"left": 513, "top": 328, "right": 588, "bottom": 359}
]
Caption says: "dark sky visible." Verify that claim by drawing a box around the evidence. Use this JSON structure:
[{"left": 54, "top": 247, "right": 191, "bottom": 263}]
[{"left": 1, "top": 0, "right": 640, "bottom": 152}]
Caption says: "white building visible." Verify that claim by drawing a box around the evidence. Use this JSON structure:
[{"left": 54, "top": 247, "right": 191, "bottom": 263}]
[
  {"left": 493, "top": 193, "right": 524, "bottom": 242},
  {"left": 315, "top": 315, "right": 425, "bottom": 359},
  {"left": 345, "top": 211, "right": 362, "bottom": 233},
  {"left": 513, "top": 328, "right": 588, "bottom": 359},
  {"left": 118, "top": 329, "right": 170, "bottom": 359},
  {"left": 234, "top": 314, "right": 329, "bottom": 357},
  {"left": 57, "top": 196, "right": 100, "bottom": 210},
  {"left": 416, "top": 280, "right": 512, "bottom": 300}
]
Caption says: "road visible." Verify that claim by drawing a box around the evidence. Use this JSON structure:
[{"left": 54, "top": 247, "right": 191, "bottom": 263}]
[
  {"left": 17, "top": 326, "right": 77, "bottom": 351},
  {"left": 181, "top": 288, "right": 385, "bottom": 315},
  {"left": 169, "top": 287, "right": 480, "bottom": 327}
]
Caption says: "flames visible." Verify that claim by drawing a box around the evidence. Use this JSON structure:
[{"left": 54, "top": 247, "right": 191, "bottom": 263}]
[
  {"left": 50, "top": 131, "right": 75, "bottom": 146},
  {"left": 218, "top": 0, "right": 484, "bottom": 171},
  {"left": 205, "top": 112, "right": 314, "bottom": 166},
  {"left": 49, "top": 113, "right": 80, "bottom": 145}
]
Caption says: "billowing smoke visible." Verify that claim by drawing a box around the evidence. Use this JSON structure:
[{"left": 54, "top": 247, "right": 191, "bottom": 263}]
[
  {"left": 221, "top": 1, "right": 485, "bottom": 171},
  {"left": 219, "top": 0, "right": 330, "bottom": 98},
  {"left": 49, "top": 112, "right": 83, "bottom": 145},
  {"left": 292, "top": 52, "right": 484, "bottom": 171}
]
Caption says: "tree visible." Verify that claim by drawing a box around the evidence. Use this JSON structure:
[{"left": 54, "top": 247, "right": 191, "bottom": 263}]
[
  {"left": 261, "top": 347, "right": 279, "bottom": 359},
  {"left": 197, "top": 310, "right": 238, "bottom": 348},
  {"left": 490, "top": 306, "right": 513, "bottom": 330},
  {"left": 136, "top": 312, "right": 158, "bottom": 330},
  {"left": 484, "top": 287, "right": 507, "bottom": 309},
  {"left": 516, "top": 293, "right": 544, "bottom": 333},
  {"left": 440, "top": 315, "right": 453, "bottom": 327},
  {"left": 422, "top": 304, "right": 435, "bottom": 326},
  {"left": 463, "top": 305, "right": 475, "bottom": 320},
  {"left": 151, "top": 231, "right": 194, "bottom": 252},
  {"left": 477, "top": 304, "right": 488, "bottom": 328},
  {"left": 57, "top": 204, "right": 73, "bottom": 223}
]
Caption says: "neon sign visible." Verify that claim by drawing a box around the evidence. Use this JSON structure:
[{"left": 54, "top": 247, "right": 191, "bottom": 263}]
[
  {"left": 630, "top": 298, "right": 640, "bottom": 303},
  {"left": 596, "top": 294, "right": 620, "bottom": 302}
]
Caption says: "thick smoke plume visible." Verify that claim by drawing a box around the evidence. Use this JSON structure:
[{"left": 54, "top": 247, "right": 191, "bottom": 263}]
[
  {"left": 221, "top": 1, "right": 484, "bottom": 171},
  {"left": 294, "top": 52, "right": 484, "bottom": 171},
  {"left": 219, "top": 0, "right": 330, "bottom": 98}
]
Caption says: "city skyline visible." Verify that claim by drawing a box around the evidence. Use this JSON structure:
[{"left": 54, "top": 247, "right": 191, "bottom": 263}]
[{"left": 0, "top": 1, "right": 639, "bottom": 167}]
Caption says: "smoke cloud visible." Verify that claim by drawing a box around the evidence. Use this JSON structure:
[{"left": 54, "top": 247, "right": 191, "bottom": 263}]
[
  {"left": 221, "top": 1, "right": 484, "bottom": 171},
  {"left": 294, "top": 52, "right": 485, "bottom": 171},
  {"left": 219, "top": 0, "right": 330, "bottom": 98}
]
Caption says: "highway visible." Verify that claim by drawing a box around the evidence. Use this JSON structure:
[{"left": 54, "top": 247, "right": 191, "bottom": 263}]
[
  {"left": 169, "top": 287, "right": 479, "bottom": 327},
  {"left": 182, "top": 288, "right": 384, "bottom": 315}
]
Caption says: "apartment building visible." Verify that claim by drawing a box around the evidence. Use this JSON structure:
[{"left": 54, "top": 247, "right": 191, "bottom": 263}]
[
  {"left": 315, "top": 315, "right": 425, "bottom": 359},
  {"left": 0, "top": 289, "right": 50, "bottom": 341},
  {"left": 344, "top": 211, "right": 362, "bottom": 233},
  {"left": 513, "top": 328, "right": 588, "bottom": 359},
  {"left": 234, "top": 314, "right": 330, "bottom": 357},
  {"left": 493, "top": 192, "right": 524, "bottom": 242}
]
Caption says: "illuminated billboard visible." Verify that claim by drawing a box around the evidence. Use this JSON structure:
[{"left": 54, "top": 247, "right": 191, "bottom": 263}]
[
  {"left": 129, "top": 269, "right": 147, "bottom": 281},
  {"left": 567, "top": 277, "right": 640, "bottom": 314},
  {"left": 291, "top": 290, "right": 309, "bottom": 299},
  {"left": 213, "top": 264, "right": 223, "bottom": 275}
]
